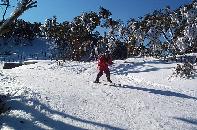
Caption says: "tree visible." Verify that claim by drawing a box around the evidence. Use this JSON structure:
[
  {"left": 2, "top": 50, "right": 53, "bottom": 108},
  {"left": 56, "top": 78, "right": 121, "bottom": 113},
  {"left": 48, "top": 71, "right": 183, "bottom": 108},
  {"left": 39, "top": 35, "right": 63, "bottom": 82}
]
[
  {"left": 1, "top": 0, "right": 11, "bottom": 21},
  {"left": 124, "top": 1, "right": 197, "bottom": 58},
  {"left": 175, "top": 1, "right": 197, "bottom": 53},
  {"left": 0, "top": 0, "right": 37, "bottom": 35},
  {"left": 41, "top": 11, "right": 102, "bottom": 60}
]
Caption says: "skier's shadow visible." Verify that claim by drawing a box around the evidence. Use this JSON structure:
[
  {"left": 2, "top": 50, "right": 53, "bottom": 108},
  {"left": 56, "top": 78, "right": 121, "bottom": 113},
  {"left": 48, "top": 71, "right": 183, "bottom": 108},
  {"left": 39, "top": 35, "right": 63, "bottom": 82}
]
[
  {"left": 0, "top": 95, "right": 123, "bottom": 130},
  {"left": 114, "top": 84, "right": 197, "bottom": 100}
]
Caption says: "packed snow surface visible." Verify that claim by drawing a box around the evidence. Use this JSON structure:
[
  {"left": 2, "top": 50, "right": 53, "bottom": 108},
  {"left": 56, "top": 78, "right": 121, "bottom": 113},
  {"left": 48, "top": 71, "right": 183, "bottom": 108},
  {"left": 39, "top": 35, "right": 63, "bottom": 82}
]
[{"left": 0, "top": 57, "right": 197, "bottom": 130}]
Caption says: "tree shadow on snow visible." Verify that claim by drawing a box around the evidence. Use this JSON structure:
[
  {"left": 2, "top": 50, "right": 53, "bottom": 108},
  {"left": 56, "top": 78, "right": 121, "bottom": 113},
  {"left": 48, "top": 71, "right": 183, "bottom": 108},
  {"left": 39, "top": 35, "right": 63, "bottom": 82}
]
[
  {"left": 111, "top": 60, "right": 173, "bottom": 75},
  {"left": 0, "top": 95, "right": 123, "bottom": 130},
  {"left": 174, "top": 117, "right": 197, "bottom": 126},
  {"left": 114, "top": 84, "right": 197, "bottom": 100}
]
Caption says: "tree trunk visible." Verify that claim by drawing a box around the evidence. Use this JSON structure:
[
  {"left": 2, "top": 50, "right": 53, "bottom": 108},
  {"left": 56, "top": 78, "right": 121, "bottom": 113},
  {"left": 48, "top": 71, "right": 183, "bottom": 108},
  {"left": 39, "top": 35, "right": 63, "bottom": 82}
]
[{"left": 0, "top": 0, "right": 37, "bottom": 35}]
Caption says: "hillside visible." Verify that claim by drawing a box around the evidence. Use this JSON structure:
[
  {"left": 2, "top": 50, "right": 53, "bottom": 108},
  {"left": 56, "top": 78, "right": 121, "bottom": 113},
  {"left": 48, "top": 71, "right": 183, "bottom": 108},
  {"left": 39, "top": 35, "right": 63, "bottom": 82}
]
[
  {"left": 0, "top": 56, "right": 196, "bottom": 130},
  {"left": 0, "top": 38, "right": 56, "bottom": 62}
]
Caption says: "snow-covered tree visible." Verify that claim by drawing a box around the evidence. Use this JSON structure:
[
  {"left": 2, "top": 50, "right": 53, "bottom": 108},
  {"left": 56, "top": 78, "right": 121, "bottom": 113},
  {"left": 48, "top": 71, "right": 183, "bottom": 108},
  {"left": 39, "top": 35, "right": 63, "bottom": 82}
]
[
  {"left": 124, "top": 1, "right": 197, "bottom": 58},
  {"left": 175, "top": 1, "right": 197, "bottom": 53}
]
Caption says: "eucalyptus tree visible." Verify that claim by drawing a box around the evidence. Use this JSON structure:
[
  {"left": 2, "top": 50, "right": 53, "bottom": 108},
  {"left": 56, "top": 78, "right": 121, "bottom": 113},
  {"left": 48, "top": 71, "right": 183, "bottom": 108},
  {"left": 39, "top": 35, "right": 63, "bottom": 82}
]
[
  {"left": 0, "top": 0, "right": 37, "bottom": 35},
  {"left": 175, "top": 1, "right": 197, "bottom": 53},
  {"left": 126, "top": 18, "right": 147, "bottom": 56},
  {"left": 67, "top": 11, "right": 101, "bottom": 60},
  {"left": 125, "top": 1, "right": 197, "bottom": 58},
  {"left": 99, "top": 6, "right": 125, "bottom": 56}
]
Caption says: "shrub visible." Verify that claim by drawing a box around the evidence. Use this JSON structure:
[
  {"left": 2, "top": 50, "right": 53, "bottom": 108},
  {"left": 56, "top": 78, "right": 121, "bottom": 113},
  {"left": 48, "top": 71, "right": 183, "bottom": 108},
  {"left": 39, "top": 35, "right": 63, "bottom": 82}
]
[
  {"left": 0, "top": 94, "right": 9, "bottom": 115},
  {"left": 173, "top": 62, "right": 196, "bottom": 78}
]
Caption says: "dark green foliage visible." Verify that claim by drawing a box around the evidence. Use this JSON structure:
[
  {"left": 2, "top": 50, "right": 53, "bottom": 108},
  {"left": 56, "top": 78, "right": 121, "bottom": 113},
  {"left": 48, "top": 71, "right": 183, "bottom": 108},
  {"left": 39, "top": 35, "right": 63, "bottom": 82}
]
[
  {"left": 99, "top": 7, "right": 112, "bottom": 19},
  {"left": 173, "top": 62, "right": 196, "bottom": 78},
  {"left": 0, "top": 94, "right": 9, "bottom": 115},
  {"left": 1, "top": 1, "right": 196, "bottom": 62},
  {"left": 1, "top": 19, "right": 42, "bottom": 46}
]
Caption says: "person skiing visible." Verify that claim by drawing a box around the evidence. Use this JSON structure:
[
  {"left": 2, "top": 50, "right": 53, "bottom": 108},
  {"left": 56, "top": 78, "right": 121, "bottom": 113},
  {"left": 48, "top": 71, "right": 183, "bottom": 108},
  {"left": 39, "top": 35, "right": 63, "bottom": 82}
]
[{"left": 94, "top": 50, "right": 113, "bottom": 83}]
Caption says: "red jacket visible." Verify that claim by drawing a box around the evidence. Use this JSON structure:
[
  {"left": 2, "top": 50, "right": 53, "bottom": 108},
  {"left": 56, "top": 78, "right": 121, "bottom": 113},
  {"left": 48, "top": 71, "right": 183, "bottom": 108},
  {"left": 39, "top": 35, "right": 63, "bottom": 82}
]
[{"left": 97, "top": 55, "right": 113, "bottom": 71}]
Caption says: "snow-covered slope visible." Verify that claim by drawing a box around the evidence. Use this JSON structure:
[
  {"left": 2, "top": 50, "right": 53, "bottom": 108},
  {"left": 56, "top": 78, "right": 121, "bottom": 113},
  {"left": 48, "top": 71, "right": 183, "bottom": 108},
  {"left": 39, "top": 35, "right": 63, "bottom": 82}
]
[
  {"left": 0, "top": 38, "right": 56, "bottom": 62},
  {"left": 0, "top": 57, "right": 197, "bottom": 130}
]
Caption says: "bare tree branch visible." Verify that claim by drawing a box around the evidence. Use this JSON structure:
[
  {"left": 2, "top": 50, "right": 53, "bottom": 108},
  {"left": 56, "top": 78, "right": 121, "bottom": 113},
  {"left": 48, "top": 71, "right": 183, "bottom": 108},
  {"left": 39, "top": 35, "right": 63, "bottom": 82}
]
[
  {"left": 0, "top": 0, "right": 37, "bottom": 35},
  {"left": 1, "top": 0, "right": 10, "bottom": 21}
]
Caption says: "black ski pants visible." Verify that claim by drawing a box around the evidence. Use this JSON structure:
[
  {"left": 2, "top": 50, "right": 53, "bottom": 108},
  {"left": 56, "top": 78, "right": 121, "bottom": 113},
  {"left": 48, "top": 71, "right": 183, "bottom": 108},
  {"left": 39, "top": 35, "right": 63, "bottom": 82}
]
[{"left": 96, "top": 69, "right": 111, "bottom": 81}]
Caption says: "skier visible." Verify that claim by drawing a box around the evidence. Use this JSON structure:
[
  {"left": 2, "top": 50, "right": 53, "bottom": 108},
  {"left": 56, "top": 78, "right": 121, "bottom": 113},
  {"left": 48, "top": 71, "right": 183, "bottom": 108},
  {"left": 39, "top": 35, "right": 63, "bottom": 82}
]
[{"left": 94, "top": 50, "right": 113, "bottom": 83}]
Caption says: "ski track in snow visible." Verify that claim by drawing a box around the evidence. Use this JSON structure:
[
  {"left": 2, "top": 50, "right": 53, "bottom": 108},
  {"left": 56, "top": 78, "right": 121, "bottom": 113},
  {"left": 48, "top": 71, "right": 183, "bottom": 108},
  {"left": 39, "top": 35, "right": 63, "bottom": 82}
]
[{"left": 0, "top": 59, "right": 197, "bottom": 130}]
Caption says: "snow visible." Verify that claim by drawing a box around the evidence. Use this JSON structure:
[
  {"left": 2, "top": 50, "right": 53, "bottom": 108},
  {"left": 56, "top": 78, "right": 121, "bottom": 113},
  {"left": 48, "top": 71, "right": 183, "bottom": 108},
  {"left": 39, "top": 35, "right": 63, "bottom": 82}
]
[
  {"left": 0, "top": 38, "right": 56, "bottom": 62},
  {"left": 0, "top": 55, "right": 197, "bottom": 130}
]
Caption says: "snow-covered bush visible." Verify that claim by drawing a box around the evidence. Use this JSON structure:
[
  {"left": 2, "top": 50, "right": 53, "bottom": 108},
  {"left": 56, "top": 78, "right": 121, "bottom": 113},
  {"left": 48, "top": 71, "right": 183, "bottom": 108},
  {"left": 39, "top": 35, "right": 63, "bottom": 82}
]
[{"left": 173, "top": 62, "right": 196, "bottom": 78}]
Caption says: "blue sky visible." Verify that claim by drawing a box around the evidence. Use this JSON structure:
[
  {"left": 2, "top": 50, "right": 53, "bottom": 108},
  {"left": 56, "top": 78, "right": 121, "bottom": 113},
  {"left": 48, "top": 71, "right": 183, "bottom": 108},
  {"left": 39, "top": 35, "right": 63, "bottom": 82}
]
[{"left": 1, "top": 0, "right": 192, "bottom": 23}]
